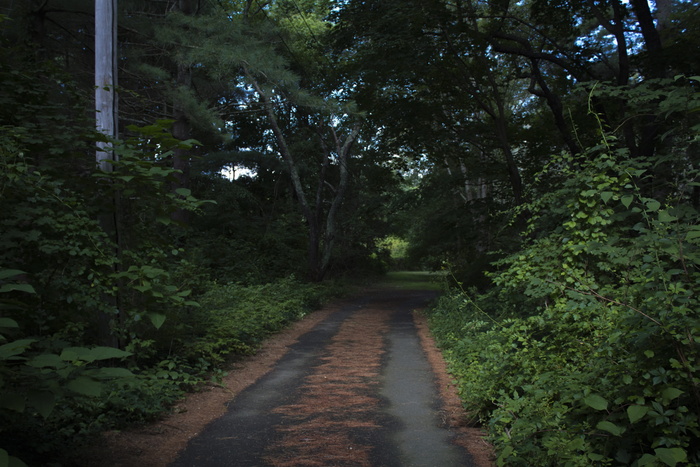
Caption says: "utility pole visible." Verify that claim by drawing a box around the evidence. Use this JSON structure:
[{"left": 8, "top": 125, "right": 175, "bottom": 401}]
[
  {"left": 95, "top": 0, "right": 118, "bottom": 170},
  {"left": 95, "top": 0, "right": 120, "bottom": 348}
]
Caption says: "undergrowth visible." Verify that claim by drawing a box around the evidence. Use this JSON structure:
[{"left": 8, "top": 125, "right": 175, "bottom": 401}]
[
  {"left": 428, "top": 82, "right": 700, "bottom": 466},
  {"left": 0, "top": 276, "right": 339, "bottom": 465}
]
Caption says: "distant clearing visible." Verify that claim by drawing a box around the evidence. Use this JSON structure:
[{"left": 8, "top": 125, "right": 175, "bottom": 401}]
[{"left": 380, "top": 271, "right": 445, "bottom": 291}]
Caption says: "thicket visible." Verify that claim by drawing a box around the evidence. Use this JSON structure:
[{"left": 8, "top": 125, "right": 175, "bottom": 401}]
[
  {"left": 428, "top": 77, "right": 700, "bottom": 466},
  {"left": 0, "top": 47, "right": 341, "bottom": 465}
]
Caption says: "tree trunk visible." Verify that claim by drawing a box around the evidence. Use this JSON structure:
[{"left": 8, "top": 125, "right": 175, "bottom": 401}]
[
  {"left": 630, "top": 0, "right": 663, "bottom": 57},
  {"left": 319, "top": 124, "right": 361, "bottom": 280},
  {"left": 629, "top": 0, "right": 669, "bottom": 199},
  {"left": 247, "top": 72, "right": 361, "bottom": 281}
]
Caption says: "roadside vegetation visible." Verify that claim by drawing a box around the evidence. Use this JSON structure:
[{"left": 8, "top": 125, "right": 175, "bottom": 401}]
[
  {"left": 2, "top": 265, "right": 340, "bottom": 466},
  {"left": 428, "top": 101, "right": 700, "bottom": 465}
]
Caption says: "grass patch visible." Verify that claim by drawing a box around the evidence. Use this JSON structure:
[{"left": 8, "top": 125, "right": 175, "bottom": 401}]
[{"left": 379, "top": 271, "right": 445, "bottom": 291}]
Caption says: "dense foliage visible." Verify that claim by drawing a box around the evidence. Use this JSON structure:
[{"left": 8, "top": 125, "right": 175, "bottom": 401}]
[
  {"left": 0, "top": 82, "right": 339, "bottom": 464},
  {"left": 0, "top": 4, "right": 352, "bottom": 463},
  {"left": 428, "top": 78, "right": 700, "bottom": 465},
  {"left": 335, "top": 1, "right": 700, "bottom": 462}
]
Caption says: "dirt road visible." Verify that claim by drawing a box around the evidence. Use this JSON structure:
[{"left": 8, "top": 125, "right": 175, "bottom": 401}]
[{"left": 88, "top": 287, "right": 493, "bottom": 466}]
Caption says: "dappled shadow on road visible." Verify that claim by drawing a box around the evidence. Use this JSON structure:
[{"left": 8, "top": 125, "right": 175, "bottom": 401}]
[
  {"left": 79, "top": 287, "right": 494, "bottom": 467},
  {"left": 262, "top": 307, "right": 392, "bottom": 466}
]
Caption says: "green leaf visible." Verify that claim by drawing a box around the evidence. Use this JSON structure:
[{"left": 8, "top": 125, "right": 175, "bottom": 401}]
[
  {"left": 0, "top": 339, "right": 36, "bottom": 359},
  {"left": 686, "top": 229, "right": 700, "bottom": 241},
  {"left": 658, "top": 210, "right": 678, "bottom": 223},
  {"left": 91, "top": 367, "right": 134, "bottom": 379},
  {"left": 174, "top": 187, "right": 192, "bottom": 197},
  {"left": 0, "top": 448, "right": 7, "bottom": 467},
  {"left": 148, "top": 313, "right": 166, "bottom": 330},
  {"left": 0, "top": 283, "right": 36, "bottom": 294},
  {"left": 27, "top": 391, "right": 55, "bottom": 418},
  {"left": 662, "top": 387, "right": 683, "bottom": 402},
  {"left": 600, "top": 191, "right": 614, "bottom": 203},
  {"left": 496, "top": 445, "right": 513, "bottom": 467},
  {"left": 0, "top": 392, "right": 25, "bottom": 412},
  {"left": 0, "top": 270, "right": 26, "bottom": 280},
  {"left": 621, "top": 195, "right": 634, "bottom": 208},
  {"left": 583, "top": 394, "right": 608, "bottom": 411},
  {"left": 27, "top": 353, "right": 64, "bottom": 368},
  {"left": 645, "top": 199, "right": 661, "bottom": 212},
  {"left": 627, "top": 404, "right": 649, "bottom": 423},
  {"left": 596, "top": 420, "right": 624, "bottom": 436},
  {"left": 9, "top": 455, "right": 29, "bottom": 467},
  {"left": 654, "top": 447, "right": 687, "bottom": 467},
  {"left": 60, "top": 346, "right": 131, "bottom": 363},
  {"left": 66, "top": 376, "right": 102, "bottom": 397},
  {"left": 567, "top": 438, "right": 584, "bottom": 451},
  {"left": 637, "top": 453, "right": 657, "bottom": 466},
  {"left": 89, "top": 346, "right": 132, "bottom": 361},
  {"left": 0, "top": 318, "right": 19, "bottom": 328}
]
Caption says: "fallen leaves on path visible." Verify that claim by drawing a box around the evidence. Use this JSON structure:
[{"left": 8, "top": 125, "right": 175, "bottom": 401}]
[{"left": 78, "top": 293, "right": 495, "bottom": 467}]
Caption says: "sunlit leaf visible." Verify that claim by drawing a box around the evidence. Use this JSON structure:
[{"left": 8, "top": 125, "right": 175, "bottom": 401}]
[
  {"left": 654, "top": 447, "right": 687, "bottom": 467},
  {"left": 621, "top": 195, "right": 634, "bottom": 208},
  {"left": 627, "top": 405, "right": 649, "bottom": 423},
  {"left": 583, "top": 394, "right": 608, "bottom": 411},
  {"left": 596, "top": 420, "right": 624, "bottom": 436}
]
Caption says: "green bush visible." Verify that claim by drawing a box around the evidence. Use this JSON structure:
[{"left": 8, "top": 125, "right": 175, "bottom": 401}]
[
  {"left": 0, "top": 53, "right": 343, "bottom": 463},
  {"left": 176, "top": 277, "right": 335, "bottom": 365},
  {"left": 429, "top": 110, "right": 700, "bottom": 465}
]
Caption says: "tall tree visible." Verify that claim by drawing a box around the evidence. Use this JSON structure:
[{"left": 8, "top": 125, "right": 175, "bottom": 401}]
[
  {"left": 238, "top": 0, "right": 365, "bottom": 280},
  {"left": 248, "top": 71, "right": 362, "bottom": 280},
  {"left": 152, "top": 0, "right": 369, "bottom": 280}
]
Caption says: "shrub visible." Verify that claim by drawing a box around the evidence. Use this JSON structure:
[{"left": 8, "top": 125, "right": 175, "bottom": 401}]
[{"left": 429, "top": 137, "right": 700, "bottom": 465}]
